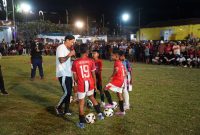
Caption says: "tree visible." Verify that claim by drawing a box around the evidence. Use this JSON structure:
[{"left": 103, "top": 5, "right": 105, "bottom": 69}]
[{"left": 17, "top": 20, "right": 74, "bottom": 40}]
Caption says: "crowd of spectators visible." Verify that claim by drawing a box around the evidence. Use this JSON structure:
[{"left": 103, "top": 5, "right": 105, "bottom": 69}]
[{"left": 1, "top": 38, "right": 200, "bottom": 68}]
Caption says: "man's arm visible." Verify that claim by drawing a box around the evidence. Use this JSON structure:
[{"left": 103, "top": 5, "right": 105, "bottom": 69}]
[{"left": 59, "top": 50, "right": 75, "bottom": 64}]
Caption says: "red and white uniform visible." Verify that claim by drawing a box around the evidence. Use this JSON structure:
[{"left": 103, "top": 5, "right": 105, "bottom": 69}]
[
  {"left": 72, "top": 56, "right": 96, "bottom": 99},
  {"left": 105, "top": 60, "right": 126, "bottom": 93},
  {"left": 94, "top": 59, "right": 103, "bottom": 85}
]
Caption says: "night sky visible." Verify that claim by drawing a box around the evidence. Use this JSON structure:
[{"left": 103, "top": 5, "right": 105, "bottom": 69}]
[{"left": 4, "top": 0, "right": 200, "bottom": 26}]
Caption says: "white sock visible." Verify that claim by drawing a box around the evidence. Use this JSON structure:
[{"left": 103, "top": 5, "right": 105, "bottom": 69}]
[{"left": 123, "top": 85, "right": 130, "bottom": 107}]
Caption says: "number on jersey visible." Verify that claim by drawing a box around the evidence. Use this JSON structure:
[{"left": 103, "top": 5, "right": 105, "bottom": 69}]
[{"left": 80, "top": 65, "right": 90, "bottom": 78}]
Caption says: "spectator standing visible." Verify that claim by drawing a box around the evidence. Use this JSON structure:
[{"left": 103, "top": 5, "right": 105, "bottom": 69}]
[{"left": 30, "top": 40, "right": 44, "bottom": 80}]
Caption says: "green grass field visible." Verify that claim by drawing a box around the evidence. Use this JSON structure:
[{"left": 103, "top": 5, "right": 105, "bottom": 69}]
[{"left": 0, "top": 56, "right": 200, "bottom": 135}]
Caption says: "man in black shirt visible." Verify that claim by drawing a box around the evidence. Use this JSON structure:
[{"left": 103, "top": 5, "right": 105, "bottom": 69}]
[
  {"left": 30, "top": 41, "right": 44, "bottom": 80},
  {"left": 0, "top": 65, "right": 8, "bottom": 95},
  {"left": 164, "top": 51, "right": 176, "bottom": 65}
]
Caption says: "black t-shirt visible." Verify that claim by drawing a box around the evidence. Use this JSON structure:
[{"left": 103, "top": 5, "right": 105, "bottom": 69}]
[{"left": 30, "top": 42, "right": 43, "bottom": 59}]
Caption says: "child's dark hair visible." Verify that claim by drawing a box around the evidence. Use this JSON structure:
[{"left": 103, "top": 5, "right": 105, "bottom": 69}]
[
  {"left": 119, "top": 50, "right": 125, "bottom": 56},
  {"left": 112, "top": 49, "right": 120, "bottom": 55},
  {"left": 80, "top": 44, "right": 89, "bottom": 54},
  {"left": 92, "top": 50, "right": 99, "bottom": 53}
]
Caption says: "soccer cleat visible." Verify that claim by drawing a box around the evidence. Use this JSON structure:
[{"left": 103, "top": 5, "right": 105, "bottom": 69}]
[
  {"left": 104, "top": 104, "right": 114, "bottom": 109},
  {"left": 115, "top": 111, "right": 126, "bottom": 116},
  {"left": 64, "top": 112, "right": 72, "bottom": 116},
  {"left": 86, "top": 99, "right": 93, "bottom": 108},
  {"left": 124, "top": 105, "right": 130, "bottom": 111},
  {"left": 76, "top": 122, "right": 85, "bottom": 129},
  {"left": 1, "top": 90, "right": 9, "bottom": 95},
  {"left": 97, "top": 113, "right": 104, "bottom": 120},
  {"left": 55, "top": 106, "right": 63, "bottom": 115}
]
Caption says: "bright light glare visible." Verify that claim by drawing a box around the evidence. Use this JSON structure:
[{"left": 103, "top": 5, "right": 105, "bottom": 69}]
[
  {"left": 20, "top": 3, "right": 31, "bottom": 13},
  {"left": 122, "top": 13, "right": 130, "bottom": 22},
  {"left": 75, "top": 20, "right": 84, "bottom": 29}
]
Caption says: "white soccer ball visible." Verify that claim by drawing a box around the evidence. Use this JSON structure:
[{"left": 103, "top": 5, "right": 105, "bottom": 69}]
[
  {"left": 104, "top": 108, "right": 114, "bottom": 117},
  {"left": 85, "top": 113, "right": 96, "bottom": 124},
  {"left": 112, "top": 101, "right": 118, "bottom": 110}
]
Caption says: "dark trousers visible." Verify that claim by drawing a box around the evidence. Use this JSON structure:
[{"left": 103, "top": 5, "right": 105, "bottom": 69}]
[
  {"left": 31, "top": 58, "right": 44, "bottom": 78},
  {"left": 0, "top": 65, "right": 5, "bottom": 91},
  {"left": 57, "top": 76, "right": 72, "bottom": 113}
]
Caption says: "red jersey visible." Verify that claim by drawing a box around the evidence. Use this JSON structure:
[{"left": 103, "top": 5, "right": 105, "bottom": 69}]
[
  {"left": 94, "top": 59, "right": 103, "bottom": 85},
  {"left": 188, "top": 49, "right": 195, "bottom": 57},
  {"left": 165, "top": 45, "right": 172, "bottom": 54},
  {"left": 72, "top": 56, "right": 96, "bottom": 92},
  {"left": 111, "top": 60, "right": 125, "bottom": 87},
  {"left": 94, "top": 59, "right": 102, "bottom": 73}
]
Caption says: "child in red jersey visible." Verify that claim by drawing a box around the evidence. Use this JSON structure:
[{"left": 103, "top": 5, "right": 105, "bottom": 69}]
[
  {"left": 72, "top": 44, "right": 104, "bottom": 129},
  {"left": 92, "top": 50, "right": 105, "bottom": 106},
  {"left": 104, "top": 50, "right": 126, "bottom": 116}
]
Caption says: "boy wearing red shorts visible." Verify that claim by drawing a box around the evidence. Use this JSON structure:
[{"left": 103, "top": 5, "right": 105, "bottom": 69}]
[
  {"left": 72, "top": 44, "right": 104, "bottom": 129},
  {"left": 104, "top": 50, "right": 126, "bottom": 115}
]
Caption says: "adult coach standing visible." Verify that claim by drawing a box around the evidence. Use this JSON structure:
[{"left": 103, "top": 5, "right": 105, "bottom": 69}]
[{"left": 55, "top": 35, "right": 75, "bottom": 116}]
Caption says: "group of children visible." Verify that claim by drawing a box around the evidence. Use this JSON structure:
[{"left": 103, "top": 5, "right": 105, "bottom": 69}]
[{"left": 71, "top": 44, "right": 133, "bottom": 128}]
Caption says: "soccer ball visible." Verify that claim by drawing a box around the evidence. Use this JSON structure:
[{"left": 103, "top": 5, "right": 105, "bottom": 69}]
[
  {"left": 85, "top": 113, "right": 96, "bottom": 124},
  {"left": 112, "top": 101, "right": 118, "bottom": 110},
  {"left": 86, "top": 99, "right": 93, "bottom": 108},
  {"left": 104, "top": 108, "right": 114, "bottom": 117}
]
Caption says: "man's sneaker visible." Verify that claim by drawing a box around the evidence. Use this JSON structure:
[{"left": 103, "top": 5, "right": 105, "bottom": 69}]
[
  {"left": 98, "top": 113, "right": 104, "bottom": 120},
  {"left": 115, "top": 111, "right": 126, "bottom": 116},
  {"left": 55, "top": 106, "right": 63, "bottom": 115},
  {"left": 124, "top": 105, "right": 130, "bottom": 111},
  {"left": 1, "top": 90, "right": 9, "bottom": 95},
  {"left": 76, "top": 122, "right": 85, "bottom": 129}
]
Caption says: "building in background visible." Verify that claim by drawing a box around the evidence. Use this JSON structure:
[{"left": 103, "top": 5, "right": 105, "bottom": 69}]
[
  {"left": 0, "top": 20, "right": 15, "bottom": 43},
  {"left": 137, "top": 18, "right": 200, "bottom": 41}
]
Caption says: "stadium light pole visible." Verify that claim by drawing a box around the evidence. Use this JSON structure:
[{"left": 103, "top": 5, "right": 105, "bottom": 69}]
[
  {"left": 2, "top": 0, "right": 8, "bottom": 21},
  {"left": 12, "top": 0, "right": 16, "bottom": 41}
]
